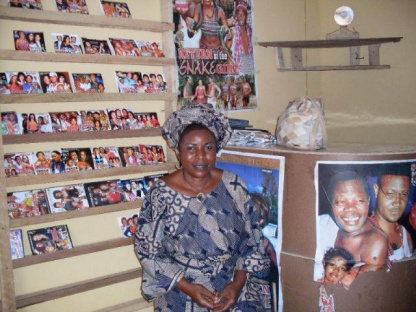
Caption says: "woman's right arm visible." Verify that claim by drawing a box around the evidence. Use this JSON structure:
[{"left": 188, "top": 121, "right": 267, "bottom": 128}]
[{"left": 134, "top": 186, "right": 185, "bottom": 301}]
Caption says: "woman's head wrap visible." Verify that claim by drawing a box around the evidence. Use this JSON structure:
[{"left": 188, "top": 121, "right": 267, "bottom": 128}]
[{"left": 162, "top": 103, "right": 232, "bottom": 152}]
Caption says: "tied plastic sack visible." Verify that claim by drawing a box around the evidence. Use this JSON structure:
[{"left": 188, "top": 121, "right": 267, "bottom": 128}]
[{"left": 275, "top": 96, "right": 327, "bottom": 150}]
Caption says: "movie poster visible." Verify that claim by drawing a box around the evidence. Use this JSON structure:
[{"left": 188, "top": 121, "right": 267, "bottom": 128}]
[
  {"left": 314, "top": 160, "right": 416, "bottom": 309},
  {"left": 173, "top": 0, "right": 256, "bottom": 112},
  {"left": 216, "top": 150, "right": 285, "bottom": 312}
]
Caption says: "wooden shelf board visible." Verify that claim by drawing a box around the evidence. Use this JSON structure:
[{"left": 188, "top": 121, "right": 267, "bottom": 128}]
[
  {"left": 3, "top": 128, "right": 162, "bottom": 145},
  {"left": 13, "top": 237, "right": 134, "bottom": 269},
  {"left": 0, "top": 7, "right": 174, "bottom": 33},
  {"left": 0, "top": 92, "right": 177, "bottom": 104},
  {"left": 6, "top": 162, "right": 175, "bottom": 188},
  {"left": 278, "top": 65, "right": 391, "bottom": 71},
  {"left": 10, "top": 201, "right": 141, "bottom": 228},
  {"left": 91, "top": 298, "right": 153, "bottom": 312},
  {"left": 0, "top": 50, "right": 176, "bottom": 66},
  {"left": 258, "top": 37, "right": 402, "bottom": 49},
  {"left": 14, "top": 268, "right": 141, "bottom": 309}
]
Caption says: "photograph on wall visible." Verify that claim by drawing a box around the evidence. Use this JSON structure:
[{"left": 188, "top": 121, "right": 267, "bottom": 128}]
[
  {"left": 141, "top": 73, "right": 167, "bottom": 93},
  {"left": 5, "top": 71, "right": 42, "bottom": 94},
  {"left": 48, "top": 111, "right": 80, "bottom": 132},
  {"left": 39, "top": 71, "right": 72, "bottom": 93},
  {"left": 125, "top": 178, "right": 147, "bottom": 199},
  {"left": 13, "top": 30, "right": 46, "bottom": 52},
  {"left": 74, "top": 148, "right": 94, "bottom": 171},
  {"left": 45, "top": 184, "right": 89, "bottom": 213},
  {"left": 79, "top": 109, "right": 110, "bottom": 131},
  {"left": 90, "top": 146, "right": 122, "bottom": 170},
  {"left": 216, "top": 150, "right": 285, "bottom": 312},
  {"left": 18, "top": 112, "right": 53, "bottom": 134},
  {"left": 84, "top": 179, "right": 124, "bottom": 207},
  {"left": 109, "top": 38, "right": 141, "bottom": 56},
  {"left": 135, "top": 41, "right": 165, "bottom": 57},
  {"left": 55, "top": 0, "right": 88, "bottom": 14},
  {"left": 118, "top": 213, "right": 139, "bottom": 238},
  {"left": 119, "top": 179, "right": 142, "bottom": 202},
  {"left": 133, "top": 112, "right": 160, "bottom": 129},
  {"left": 7, "top": 189, "right": 49, "bottom": 219},
  {"left": 173, "top": 0, "right": 257, "bottom": 112},
  {"left": 118, "top": 146, "right": 141, "bottom": 167},
  {"left": 1, "top": 111, "right": 21, "bottom": 134},
  {"left": 4, "top": 152, "right": 36, "bottom": 178},
  {"left": 106, "top": 107, "right": 134, "bottom": 130},
  {"left": 314, "top": 160, "right": 416, "bottom": 292},
  {"left": 81, "top": 37, "right": 112, "bottom": 55},
  {"left": 61, "top": 148, "right": 81, "bottom": 173},
  {"left": 27, "top": 224, "right": 73, "bottom": 255},
  {"left": 33, "top": 150, "right": 52, "bottom": 175},
  {"left": 8, "top": 0, "right": 42, "bottom": 10},
  {"left": 138, "top": 144, "right": 166, "bottom": 165},
  {"left": 51, "top": 33, "right": 83, "bottom": 54},
  {"left": 115, "top": 71, "right": 145, "bottom": 93},
  {"left": 72, "top": 73, "right": 105, "bottom": 93},
  {"left": 99, "top": 0, "right": 131, "bottom": 18},
  {"left": 10, "top": 229, "right": 25, "bottom": 260}
]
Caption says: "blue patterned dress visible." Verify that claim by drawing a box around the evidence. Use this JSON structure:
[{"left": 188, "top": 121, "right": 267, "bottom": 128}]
[{"left": 135, "top": 170, "right": 270, "bottom": 311}]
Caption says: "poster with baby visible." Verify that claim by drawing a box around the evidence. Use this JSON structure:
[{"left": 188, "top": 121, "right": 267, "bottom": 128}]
[
  {"left": 314, "top": 160, "right": 416, "bottom": 309},
  {"left": 173, "top": 0, "right": 257, "bottom": 112}
]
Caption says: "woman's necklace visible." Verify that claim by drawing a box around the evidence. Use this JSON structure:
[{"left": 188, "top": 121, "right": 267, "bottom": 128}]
[{"left": 182, "top": 170, "right": 210, "bottom": 202}]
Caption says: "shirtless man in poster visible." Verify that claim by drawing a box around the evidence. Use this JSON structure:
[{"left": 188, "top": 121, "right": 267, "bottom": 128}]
[
  {"left": 207, "top": 76, "right": 221, "bottom": 109},
  {"left": 327, "top": 171, "right": 388, "bottom": 288}
]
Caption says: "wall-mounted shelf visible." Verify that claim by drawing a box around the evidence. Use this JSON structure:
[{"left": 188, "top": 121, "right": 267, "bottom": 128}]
[
  {"left": 258, "top": 37, "right": 402, "bottom": 71},
  {"left": 0, "top": 50, "right": 176, "bottom": 66},
  {"left": 0, "top": 6, "right": 174, "bottom": 33}
]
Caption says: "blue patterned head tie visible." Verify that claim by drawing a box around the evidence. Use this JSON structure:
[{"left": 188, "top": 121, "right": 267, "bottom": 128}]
[{"left": 162, "top": 103, "right": 232, "bottom": 152}]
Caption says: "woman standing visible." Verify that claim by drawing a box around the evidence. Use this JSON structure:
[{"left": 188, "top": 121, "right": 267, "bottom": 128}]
[
  {"left": 135, "top": 104, "right": 269, "bottom": 311},
  {"left": 193, "top": 79, "right": 207, "bottom": 104}
]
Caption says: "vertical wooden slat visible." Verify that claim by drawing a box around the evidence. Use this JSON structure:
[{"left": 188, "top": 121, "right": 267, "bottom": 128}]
[
  {"left": 161, "top": 0, "right": 178, "bottom": 164},
  {"left": 290, "top": 48, "right": 303, "bottom": 69},
  {"left": 368, "top": 44, "right": 381, "bottom": 66},
  {"left": 0, "top": 110, "right": 17, "bottom": 311},
  {"left": 276, "top": 47, "right": 285, "bottom": 70}
]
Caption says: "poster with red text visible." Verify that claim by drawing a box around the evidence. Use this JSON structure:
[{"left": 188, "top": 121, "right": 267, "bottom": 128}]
[{"left": 173, "top": 0, "right": 256, "bottom": 112}]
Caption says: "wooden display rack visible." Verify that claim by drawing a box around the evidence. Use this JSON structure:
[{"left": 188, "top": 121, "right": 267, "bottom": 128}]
[
  {"left": 0, "top": 2, "right": 177, "bottom": 311},
  {"left": 258, "top": 37, "right": 402, "bottom": 71}
]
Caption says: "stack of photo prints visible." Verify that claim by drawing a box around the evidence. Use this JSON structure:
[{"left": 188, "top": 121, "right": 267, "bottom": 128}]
[
  {"left": 8, "top": 173, "right": 166, "bottom": 258},
  {"left": 1, "top": 109, "right": 160, "bottom": 136},
  {"left": 4, "top": 142, "right": 166, "bottom": 178},
  {"left": 1, "top": 70, "right": 167, "bottom": 95},
  {"left": 12, "top": 27, "right": 165, "bottom": 57},
  {"left": 9, "top": 0, "right": 136, "bottom": 17}
]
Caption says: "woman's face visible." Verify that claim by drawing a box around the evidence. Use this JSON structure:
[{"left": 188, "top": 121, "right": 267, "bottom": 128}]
[
  {"left": 178, "top": 128, "right": 217, "bottom": 179},
  {"left": 35, "top": 34, "right": 41, "bottom": 41},
  {"left": 28, "top": 33, "right": 34, "bottom": 41},
  {"left": 19, "top": 31, "right": 25, "bottom": 39},
  {"left": 325, "top": 256, "right": 348, "bottom": 284}
]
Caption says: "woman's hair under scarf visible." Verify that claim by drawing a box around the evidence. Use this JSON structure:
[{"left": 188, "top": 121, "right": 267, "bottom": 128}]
[{"left": 162, "top": 103, "right": 232, "bottom": 152}]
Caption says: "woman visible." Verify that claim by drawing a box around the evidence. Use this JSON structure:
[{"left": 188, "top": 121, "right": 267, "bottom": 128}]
[
  {"left": 193, "top": 79, "right": 207, "bottom": 104},
  {"left": 135, "top": 104, "right": 269, "bottom": 311},
  {"left": 15, "top": 31, "right": 30, "bottom": 51}
]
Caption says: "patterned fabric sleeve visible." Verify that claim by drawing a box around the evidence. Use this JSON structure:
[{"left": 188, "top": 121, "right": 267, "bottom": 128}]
[
  {"left": 134, "top": 185, "right": 185, "bottom": 301},
  {"left": 226, "top": 173, "right": 270, "bottom": 276}
]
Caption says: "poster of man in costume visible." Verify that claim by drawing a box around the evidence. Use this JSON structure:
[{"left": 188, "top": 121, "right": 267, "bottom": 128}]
[{"left": 173, "top": 0, "right": 257, "bottom": 112}]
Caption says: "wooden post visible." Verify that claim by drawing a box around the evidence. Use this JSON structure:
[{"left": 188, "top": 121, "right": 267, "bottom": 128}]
[
  {"left": 368, "top": 44, "right": 381, "bottom": 66},
  {"left": 0, "top": 110, "right": 17, "bottom": 311},
  {"left": 160, "top": 0, "right": 178, "bottom": 164}
]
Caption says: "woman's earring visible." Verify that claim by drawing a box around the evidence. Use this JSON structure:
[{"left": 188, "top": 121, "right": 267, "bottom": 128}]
[{"left": 175, "top": 161, "right": 182, "bottom": 169}]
